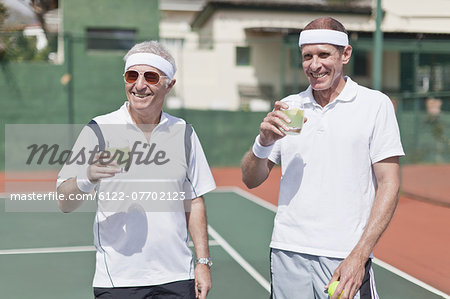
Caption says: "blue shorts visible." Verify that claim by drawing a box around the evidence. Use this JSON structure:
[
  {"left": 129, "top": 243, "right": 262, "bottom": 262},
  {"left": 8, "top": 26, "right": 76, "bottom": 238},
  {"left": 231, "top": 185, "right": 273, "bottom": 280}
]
[{"left": 270, "top": 249, "right": 379, "bottom": 299}]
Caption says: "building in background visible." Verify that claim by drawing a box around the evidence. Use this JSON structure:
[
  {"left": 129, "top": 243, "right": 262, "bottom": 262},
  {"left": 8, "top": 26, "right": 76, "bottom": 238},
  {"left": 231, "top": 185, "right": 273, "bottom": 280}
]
[
  {"left": 0, "top": 0, "right": 448, "bottom": 165},
  {"left": 60, "top": 0, "right": 160, "bottom": 122},
  {"left": 2, "top": 0, "right": 450, "bottom": 113},
  {"left": 159, "top": 0, "right": 450, "bottom": 111},
  {"left": 159, "top": 0, "right": 206, "bottom": 109},
  {"left": 0, "top": 0, "right": 160, "bottom": 125}
]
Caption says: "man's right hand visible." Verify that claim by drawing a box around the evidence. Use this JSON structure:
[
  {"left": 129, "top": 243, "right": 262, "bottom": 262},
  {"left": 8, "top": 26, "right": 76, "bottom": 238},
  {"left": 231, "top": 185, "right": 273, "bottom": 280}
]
[
  {"left": 87, "top": 152, "right": 122, "bottom": 183},
  {"left": 259, "top": 101, "right": 292, "bottom": 146}
]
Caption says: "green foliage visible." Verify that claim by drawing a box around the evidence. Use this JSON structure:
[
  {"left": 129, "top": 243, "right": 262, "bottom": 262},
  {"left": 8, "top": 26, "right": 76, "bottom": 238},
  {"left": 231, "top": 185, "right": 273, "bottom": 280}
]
[
  {"left": 0, "top": 31, "right": 56, "bottom": 62},
  {"left": 0, "top": 3, "right": 8, "bottom": 59},
  {"left": 0, "top": 3, "right": 8, "bottom": 27},
  {"left": 1, "top": 32, "right": 36, "bottom": 62},
  {"left": 0, "top": 2, "right": 57, "bottom": 62}
]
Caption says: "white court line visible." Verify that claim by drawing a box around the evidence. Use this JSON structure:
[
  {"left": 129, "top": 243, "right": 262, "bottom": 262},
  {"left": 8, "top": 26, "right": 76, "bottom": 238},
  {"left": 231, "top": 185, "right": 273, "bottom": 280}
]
[
  {"left": 214, "top": 186, "right": 277, "bottom": 212},
  {"left": 213, "top": 187, "right": 450, "bottom": 298},
  {"left": 0, "top": 240, "right": 220, "bottom": 255},
  {"left": 0, "top": 246, "right": 96, "bottom": 255},
  {"left": 208, "top": 225, "right": 271, "bottom": 293},
  {"left": 373, "top": 258, "right": 449, "bottom": 298}
]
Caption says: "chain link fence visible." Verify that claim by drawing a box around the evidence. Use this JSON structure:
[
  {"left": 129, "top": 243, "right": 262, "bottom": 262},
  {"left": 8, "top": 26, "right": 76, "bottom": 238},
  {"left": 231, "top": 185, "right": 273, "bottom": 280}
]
[
  {"left": 0, "top": 32, "right": 449, "bottom": 168},
  {"left": 394, "top": 92, "right": 450, "bottom": 164}
]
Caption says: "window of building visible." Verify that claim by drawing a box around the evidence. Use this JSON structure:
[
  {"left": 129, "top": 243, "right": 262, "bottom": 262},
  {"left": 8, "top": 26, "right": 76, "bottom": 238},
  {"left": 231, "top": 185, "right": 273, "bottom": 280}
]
[
  {"left": 86, "top": 28, "right": 136, "bottom": 51},
  {"left": 236, "top": 46, "right": 251, "bottom": 66},
  {"left": 161, "top": 38, "right": 184, "bottom": 50},
  {"left": 420, "top": 53, "right": 450, "bottom": 92},
  {"left": 198, "top": 28, "right": 213, "bottom": 50},
  {"left": 353, "top": 51, "right": 369, "bottom": 77}
]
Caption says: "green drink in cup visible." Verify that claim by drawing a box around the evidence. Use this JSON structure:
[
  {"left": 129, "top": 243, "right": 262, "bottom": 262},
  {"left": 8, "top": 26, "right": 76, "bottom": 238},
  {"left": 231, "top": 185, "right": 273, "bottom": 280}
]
[
  {"left": 106, "top": 143, "right": 131, "bottom": 172},
  {"left": 281, "top": 101, "right": 304, "bottom": 135}
]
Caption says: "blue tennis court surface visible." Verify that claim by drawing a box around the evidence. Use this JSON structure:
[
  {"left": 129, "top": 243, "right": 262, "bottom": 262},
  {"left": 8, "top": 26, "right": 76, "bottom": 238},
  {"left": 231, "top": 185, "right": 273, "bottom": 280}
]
[{"left": 0, "top": 190, "right": 448, "bottom": 298}]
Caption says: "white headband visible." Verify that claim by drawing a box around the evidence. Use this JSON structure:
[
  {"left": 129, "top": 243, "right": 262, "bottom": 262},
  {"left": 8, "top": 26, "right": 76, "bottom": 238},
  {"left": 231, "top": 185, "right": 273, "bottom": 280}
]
[
  {"left": 124, "top": 53, "right": 175, "bottom": 79},
  {"left": 299, "top": 29, "right": 349, "bottom": 47}
]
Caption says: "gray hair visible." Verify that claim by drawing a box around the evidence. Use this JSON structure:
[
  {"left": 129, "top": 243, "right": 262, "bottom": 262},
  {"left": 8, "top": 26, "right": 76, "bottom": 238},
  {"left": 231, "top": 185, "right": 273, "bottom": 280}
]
[{"left": 124, "top": 41, "right": 176, "bottom": 87}]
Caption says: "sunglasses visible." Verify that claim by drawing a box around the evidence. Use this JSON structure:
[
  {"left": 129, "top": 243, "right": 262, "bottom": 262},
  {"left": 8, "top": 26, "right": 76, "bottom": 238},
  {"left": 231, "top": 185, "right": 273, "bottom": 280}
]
[{"left": 123, "top": 70, "right": 168, "bottom": 85}]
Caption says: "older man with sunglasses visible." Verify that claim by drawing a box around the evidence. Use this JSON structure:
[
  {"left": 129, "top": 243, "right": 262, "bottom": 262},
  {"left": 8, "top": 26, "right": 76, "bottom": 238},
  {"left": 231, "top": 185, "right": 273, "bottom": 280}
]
[
  {"left": 57, "top": 41, "right": 215, "bottom": 299},
  {"left": 242, "top": 17, "right": 404, "bottom": 299}
]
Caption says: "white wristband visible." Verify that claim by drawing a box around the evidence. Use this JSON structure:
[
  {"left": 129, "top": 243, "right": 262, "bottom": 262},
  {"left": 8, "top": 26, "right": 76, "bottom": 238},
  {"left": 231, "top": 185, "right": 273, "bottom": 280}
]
[
  {"left": 252, "top": 135, "right": 274, "bottom": 159},
  {"left": 76, "top": 169, "right": 97, "bottom": 193}
]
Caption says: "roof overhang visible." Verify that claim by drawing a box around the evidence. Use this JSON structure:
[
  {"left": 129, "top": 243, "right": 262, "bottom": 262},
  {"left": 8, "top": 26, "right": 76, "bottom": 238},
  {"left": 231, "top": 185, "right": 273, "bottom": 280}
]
[{"left": 191, "top": 1, "right": 372, "bottom": 29}]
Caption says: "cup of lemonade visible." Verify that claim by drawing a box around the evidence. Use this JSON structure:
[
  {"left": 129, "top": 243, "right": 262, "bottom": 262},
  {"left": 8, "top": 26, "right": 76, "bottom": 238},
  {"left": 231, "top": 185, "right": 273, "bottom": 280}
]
[
  {"left": 106, "top": 139, "right": 131, "bottom": 172},
  {"left": 281, "top": 101, "right": 304, "bottom": 135}
]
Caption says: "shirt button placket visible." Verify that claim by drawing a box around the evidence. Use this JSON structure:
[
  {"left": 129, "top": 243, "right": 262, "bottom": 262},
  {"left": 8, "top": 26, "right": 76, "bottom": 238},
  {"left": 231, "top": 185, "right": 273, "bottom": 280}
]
[{"left": 317, "top": 110, "right": 326, "bottom": 134}]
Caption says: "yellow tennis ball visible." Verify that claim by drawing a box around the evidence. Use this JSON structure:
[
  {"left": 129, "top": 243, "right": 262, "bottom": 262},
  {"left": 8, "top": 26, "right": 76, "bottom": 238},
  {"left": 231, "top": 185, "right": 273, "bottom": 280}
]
[{"left": 328, "top": 281, "right": 343, "bottom": 298}]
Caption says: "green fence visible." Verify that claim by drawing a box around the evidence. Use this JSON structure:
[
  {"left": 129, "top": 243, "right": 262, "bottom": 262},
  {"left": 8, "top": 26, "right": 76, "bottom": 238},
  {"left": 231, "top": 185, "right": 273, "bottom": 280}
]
[
  {"left": 166, "top": 109, "right": 266, "bottom": 167},
  {"left": 163, "top": 97, "right": 450, "bottom": 167},
  {"left": 394, "top": 92, "right": 450, "bottom": 164},
  {"left": 1, "top": 97, "right": 449, "bottom": 169},
  {"left": 0, "top": 32, "right": 449, "bottom": 168},
  {"left": 171, "top": 92, "right": 450, "bottom": 166}
]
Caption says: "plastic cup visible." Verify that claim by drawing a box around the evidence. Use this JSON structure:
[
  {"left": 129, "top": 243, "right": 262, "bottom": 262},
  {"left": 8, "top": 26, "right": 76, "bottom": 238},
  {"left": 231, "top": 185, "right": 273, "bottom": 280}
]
[
  {"left": 106, "top": 140, "right": 131, "bottom": 172},
  {"left": 281, "top": 101, "right": 304, "bottom": 135}
]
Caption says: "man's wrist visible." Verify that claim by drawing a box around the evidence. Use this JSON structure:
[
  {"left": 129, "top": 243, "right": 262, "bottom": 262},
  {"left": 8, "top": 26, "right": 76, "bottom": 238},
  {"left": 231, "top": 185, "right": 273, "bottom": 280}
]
[
  {"left": 196, "top": 257, "right": 213, "bottom": 268},
  {"left": 76, "top": 170, "right": 97, "bottom": 193},
  {"left": 252, "top": 135, "right": 274, "bottom": 159}
]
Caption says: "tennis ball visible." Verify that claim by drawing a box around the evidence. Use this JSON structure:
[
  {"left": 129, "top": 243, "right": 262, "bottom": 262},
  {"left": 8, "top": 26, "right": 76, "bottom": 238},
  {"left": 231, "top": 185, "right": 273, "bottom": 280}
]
[{"left": 328, "top": 281, "right": 343, "bottom": 298}]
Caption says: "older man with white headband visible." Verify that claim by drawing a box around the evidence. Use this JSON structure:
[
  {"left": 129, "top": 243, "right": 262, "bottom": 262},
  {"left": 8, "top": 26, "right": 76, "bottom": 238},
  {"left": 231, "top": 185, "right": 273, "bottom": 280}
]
[
  {"left": 242, "top": 17, "right": 404, "bottom": 299},
  {"left": 57, "top": 41, "right": 216, "bottom": 299}
]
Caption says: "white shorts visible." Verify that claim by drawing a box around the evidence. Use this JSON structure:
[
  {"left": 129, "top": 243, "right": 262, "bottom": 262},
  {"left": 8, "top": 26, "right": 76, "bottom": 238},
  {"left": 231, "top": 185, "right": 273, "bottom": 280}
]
[{"left": 270, "top": 248, "right": 379, "bottom": 299}]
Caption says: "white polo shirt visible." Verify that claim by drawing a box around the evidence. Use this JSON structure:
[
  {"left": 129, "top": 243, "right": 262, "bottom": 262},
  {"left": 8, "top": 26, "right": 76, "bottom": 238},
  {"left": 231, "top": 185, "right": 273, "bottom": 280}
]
[
  {"left": 57, "top": 102, "right": 216, "bottom": 287},
  {"left": 268, "top": 77, "right": 404, "bottom": 258}
]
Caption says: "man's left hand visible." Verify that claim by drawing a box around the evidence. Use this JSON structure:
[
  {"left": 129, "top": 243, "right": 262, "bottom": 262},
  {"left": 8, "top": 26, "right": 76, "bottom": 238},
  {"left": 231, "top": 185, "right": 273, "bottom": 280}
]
[
  {"left": 195, "top": 264, "right": 211, "bottom": 299},
  {"left": 326, "top": 253, "right": 367, "bottom": 299}
]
